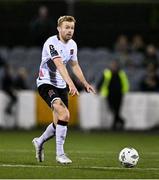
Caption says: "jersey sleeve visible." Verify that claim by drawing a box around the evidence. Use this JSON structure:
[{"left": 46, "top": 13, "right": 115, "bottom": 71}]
[
  {"left": 44, "top": 38, "right": 61, "bottom": 60},
  {"left": 70, "top": 41, "right": 78, "bottom": 61}
]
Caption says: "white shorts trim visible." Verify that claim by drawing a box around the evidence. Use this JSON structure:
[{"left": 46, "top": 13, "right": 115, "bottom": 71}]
[{"left": 51, "top": 97, "right": 61, "bottom": 107}]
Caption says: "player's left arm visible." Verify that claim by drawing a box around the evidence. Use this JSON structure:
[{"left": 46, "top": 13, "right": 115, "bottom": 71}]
[{"left": 70, "top": 60, "right": 96, "bottom": 94}]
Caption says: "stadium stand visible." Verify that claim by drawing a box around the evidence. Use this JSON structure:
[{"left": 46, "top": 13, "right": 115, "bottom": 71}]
[{"left": 0, "top": 46, "right": 159, "bottom": 91}]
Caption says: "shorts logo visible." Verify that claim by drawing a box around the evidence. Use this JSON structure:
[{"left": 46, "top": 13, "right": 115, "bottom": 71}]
[{"left": 48, "top": 89, "right": 55, "bottom": 97}]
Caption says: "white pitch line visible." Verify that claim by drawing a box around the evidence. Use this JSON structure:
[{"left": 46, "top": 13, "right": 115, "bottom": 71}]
[
  {"left": 0, "top": 149, "right": 34, "bottom": 153},
  {"left": 0, "top": 164, "right": 159, "bottom": 171},
  {"left": 0, "top": 149, "right": 159, "bottom": 155},
  {"left": 0, "top": 164, "right": 56, "bottom": 169}
]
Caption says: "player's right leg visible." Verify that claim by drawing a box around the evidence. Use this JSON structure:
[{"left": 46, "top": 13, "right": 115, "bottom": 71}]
[
  {"left": 32, "top": 122, "right": 56, "bottom": 162},
  {"left": 32, "top": 84, "right": 57, "bottom": 162},
  {"left": 32, "top": 137, "right": 44, "bottom": 162}
]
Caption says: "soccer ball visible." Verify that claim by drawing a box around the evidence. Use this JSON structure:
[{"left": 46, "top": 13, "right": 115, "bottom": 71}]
[{"left": 119, "top": 147, "right": 139, "bottom": 168}]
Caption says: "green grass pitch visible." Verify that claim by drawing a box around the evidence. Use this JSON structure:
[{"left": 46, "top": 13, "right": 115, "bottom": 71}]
[{"left": 0, "top": 128, "right": 159, "bottom": 179}]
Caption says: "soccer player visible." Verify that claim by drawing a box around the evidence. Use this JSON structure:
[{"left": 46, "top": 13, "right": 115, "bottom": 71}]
[{"left": 32, "top": 15, "right": 96, "bottom": 164}]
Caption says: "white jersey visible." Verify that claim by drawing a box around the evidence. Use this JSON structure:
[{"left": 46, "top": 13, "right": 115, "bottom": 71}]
[{"left": 37, "top": 35, "right": 78, "bottom": 88}]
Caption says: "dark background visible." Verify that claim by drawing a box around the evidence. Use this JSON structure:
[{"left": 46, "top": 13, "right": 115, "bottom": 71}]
[{"left": 0, "top": 0, "right": 159, "bottom": 48}]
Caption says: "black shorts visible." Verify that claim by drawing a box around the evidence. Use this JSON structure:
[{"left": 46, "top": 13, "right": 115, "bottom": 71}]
[{"left": 38, "top": 84, "right": 68, "bottom": 108}]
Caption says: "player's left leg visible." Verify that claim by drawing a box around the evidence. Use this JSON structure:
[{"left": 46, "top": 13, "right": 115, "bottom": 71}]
[{"left": 52, "top": 99, "right": 72, "bottom": 164}]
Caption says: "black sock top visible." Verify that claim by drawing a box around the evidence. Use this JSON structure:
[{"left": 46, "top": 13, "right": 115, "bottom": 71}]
[{"left": 57, "top": 120, "right": 68, "bottom": 126}]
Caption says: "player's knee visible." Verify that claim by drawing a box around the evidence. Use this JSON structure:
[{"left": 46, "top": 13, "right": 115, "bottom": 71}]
[
  {"left": 52, "top": 100, "right": 70, "bottom": 121},
  {"left": 58, "top": 107, "right": 70, "bottom": 122},
  {"left": 63, "top": 109, "right": 70, "bottom": 122}
]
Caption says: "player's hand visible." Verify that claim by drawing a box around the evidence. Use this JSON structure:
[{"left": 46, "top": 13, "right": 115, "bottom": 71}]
[
  {"left": 84, "top": 82, "right": 96, "bottom": 94},
  {"left": 68, "top": 84, "right": 79, "bottom": 96}
]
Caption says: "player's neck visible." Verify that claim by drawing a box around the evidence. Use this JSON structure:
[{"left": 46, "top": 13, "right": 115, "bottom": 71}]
[{"left": 57, "top": 34, "right": 69, "bottom": 44}]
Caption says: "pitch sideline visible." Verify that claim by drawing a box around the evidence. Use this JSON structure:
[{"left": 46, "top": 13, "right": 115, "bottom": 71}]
[{"left": 0, "top": 163, "right": 159, "bottom": 171}]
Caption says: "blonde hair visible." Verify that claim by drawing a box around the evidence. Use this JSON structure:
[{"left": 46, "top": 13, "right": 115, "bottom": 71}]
[{"left": 57, "top": 15, "right": 76, "bottom": 26}]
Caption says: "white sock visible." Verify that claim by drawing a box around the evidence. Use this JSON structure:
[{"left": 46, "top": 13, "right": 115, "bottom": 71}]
[
  {"left": 37, "top": 123, "right": 56, "bottom": 146},
  {"left": 56, "top": 124, "right": 67, "bottom": 156}
]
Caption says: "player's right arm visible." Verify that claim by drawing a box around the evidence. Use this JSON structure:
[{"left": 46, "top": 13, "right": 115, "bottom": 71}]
[{"left": 53, "top": 57, "right": 79, "bottom": 96}]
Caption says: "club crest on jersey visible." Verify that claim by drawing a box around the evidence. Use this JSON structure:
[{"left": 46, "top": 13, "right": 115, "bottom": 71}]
[
  {"left": 70, "top": 49, "right": 74, "bottom": 55},
  {"left": 48, "top": 89, "right": 55, "bottom": 97}
]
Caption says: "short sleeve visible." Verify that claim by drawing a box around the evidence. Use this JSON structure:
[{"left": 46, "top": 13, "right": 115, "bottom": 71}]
[
  {"left": 44, "top": 38, "right": 61, "bottom": 60},
  {"left": 70, "top": 42, "right": 78, "bottom": 61}
]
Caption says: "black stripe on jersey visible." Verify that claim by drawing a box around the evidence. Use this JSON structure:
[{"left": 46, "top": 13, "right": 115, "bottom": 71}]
[
  {"left": 47, "top": 59, "right": 57, "bottom": 72},
  {"left": 47, "top": 59, "right": 57, "bottom": 86}
]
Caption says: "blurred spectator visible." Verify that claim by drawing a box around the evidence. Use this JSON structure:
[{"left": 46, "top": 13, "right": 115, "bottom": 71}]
[
  {"left": 97, "top": 60, "right": 129, "bottom": 130},
  {"left": 143, "top": 44, "right": 158, "bottom": 68},
  {"left": 1, "top": 64, "right": 17, "bottom": 114},
  {"left": 139, "top": 63, "right": 159, "bottom": 92},
  {"left": 29, "top": 5, "right": 56, "bottom": 46},
  {"left": 14, "top": 67, "right": 29, "bottom": 90},
  {"left": 114, "top": 35, "right": 130, "bottom": 53},
  {"left": 114, "top": 35, "right": 131, "bottom": 67},
  {"left": 131, "top": 34, "right": 145, "bottom": 53}
]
